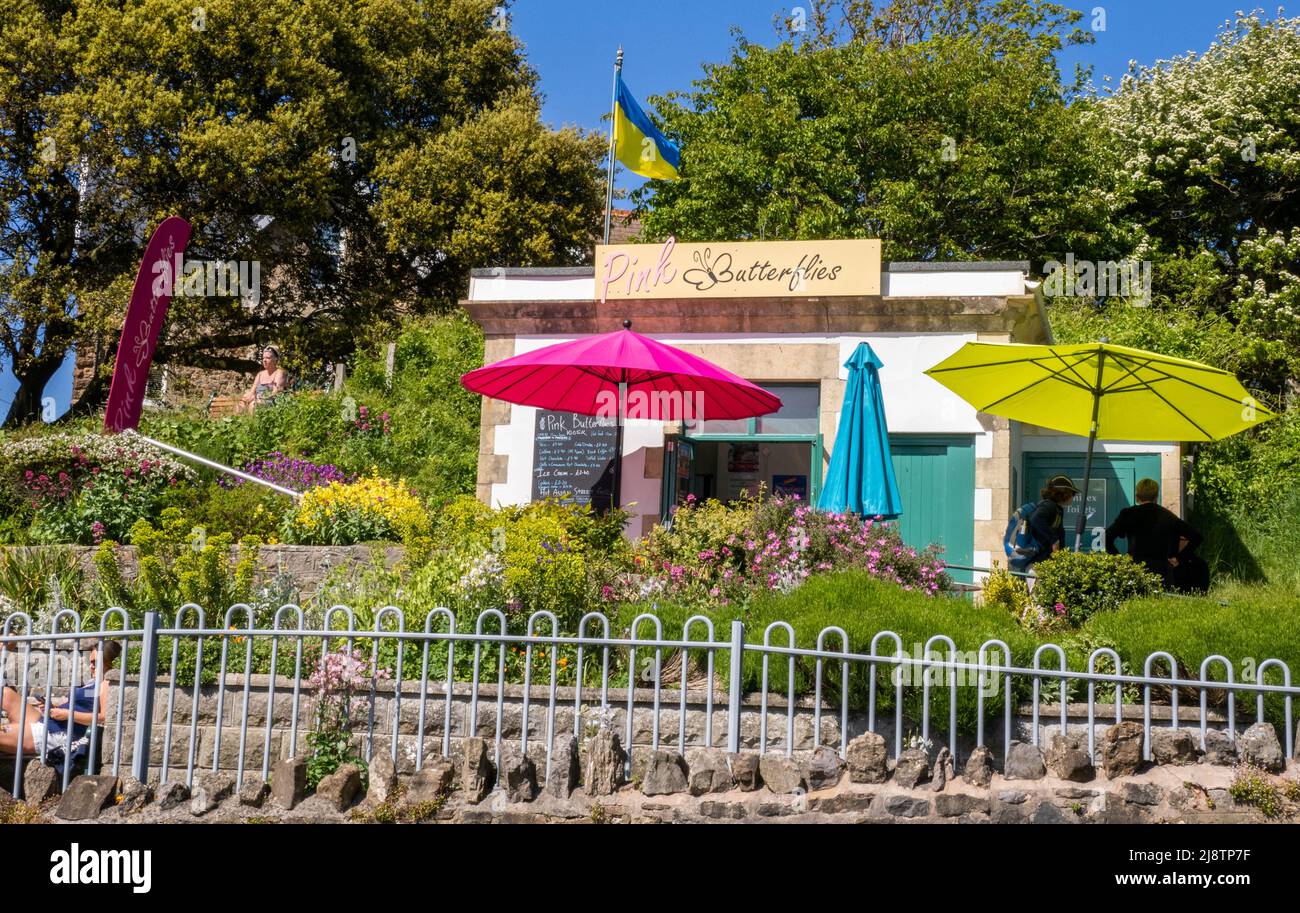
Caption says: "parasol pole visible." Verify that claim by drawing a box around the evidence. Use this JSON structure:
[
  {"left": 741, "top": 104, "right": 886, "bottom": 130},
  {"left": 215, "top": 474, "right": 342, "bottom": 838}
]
[
  {"left": 603, "top": 48, "right": 624, "bottom": 246},
  {"left": 612, "top": 319, "right": 631, "bottom": 510},
  {"left": 1073, "top": 341, "right": 1107, "bottom": 551},
  {"left": 613, "top": 378, "right": 626, "bottom": 510}
]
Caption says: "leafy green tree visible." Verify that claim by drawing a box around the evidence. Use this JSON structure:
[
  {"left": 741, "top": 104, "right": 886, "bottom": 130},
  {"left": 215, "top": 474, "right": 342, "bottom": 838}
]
[
  {"left": 1094, "top": 11, "right": 1300, "bottom": 389},
  {"left": 1, "top": 0, "right": 87, "bottom": 428},
  {"left": 633, "top": 0, "right": 1121, "bottom": 263},
  {"left": 774, "top": 0, "right": 1093, "bottom": 55},
  {"left": 2, "top": 0, "right": 603, "bottom": 427}
]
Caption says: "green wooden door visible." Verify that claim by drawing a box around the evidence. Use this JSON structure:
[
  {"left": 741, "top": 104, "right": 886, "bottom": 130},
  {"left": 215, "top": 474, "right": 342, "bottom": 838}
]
[
  {"left": 889, "top": 436, "right": 975, "bottom": 583},
  {"left": 1022, "top": 452, "right": 1164, "bottom": 552}
]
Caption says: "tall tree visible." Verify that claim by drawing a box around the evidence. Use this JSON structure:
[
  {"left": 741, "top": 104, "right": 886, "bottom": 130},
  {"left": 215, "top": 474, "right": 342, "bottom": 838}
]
[
  {"left": 1, "top": 0, "right": 604, "bottom": 427},
  {"left": 1095, "top": 11, "right": 1300, "bottom": 391},
  {"left": 1, "top": 0, "right": 84, "bottom": 427},
  {"left": 633, "top": 0, "right": 1120, "bottom": 263}
]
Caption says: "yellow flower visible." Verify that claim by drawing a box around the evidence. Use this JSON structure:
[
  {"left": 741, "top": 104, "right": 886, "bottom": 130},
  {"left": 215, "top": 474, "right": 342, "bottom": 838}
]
[{"left": 289, "top": 473, "right": 431, "bottom": 544}]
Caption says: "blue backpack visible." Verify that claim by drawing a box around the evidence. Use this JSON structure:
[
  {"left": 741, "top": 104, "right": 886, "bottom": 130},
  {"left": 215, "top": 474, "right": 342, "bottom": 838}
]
[{"left": 1003, "top": 500, "right": 1040, "bottom": 570}]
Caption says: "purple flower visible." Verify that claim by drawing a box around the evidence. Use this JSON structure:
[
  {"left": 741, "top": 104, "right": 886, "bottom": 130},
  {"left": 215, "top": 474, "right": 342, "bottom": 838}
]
[{"left": 223, "top": 453, "right": 353, "bottom": 491}]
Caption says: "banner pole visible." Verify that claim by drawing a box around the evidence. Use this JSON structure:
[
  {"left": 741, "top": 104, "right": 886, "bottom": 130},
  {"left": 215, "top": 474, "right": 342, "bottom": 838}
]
[{"left": 603, "top": 47, "right": 623, "bottom": 246}]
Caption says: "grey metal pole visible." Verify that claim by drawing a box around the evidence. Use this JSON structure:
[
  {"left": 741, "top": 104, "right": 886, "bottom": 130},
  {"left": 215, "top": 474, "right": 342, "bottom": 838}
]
[
  {"left": 1073, "top": 343, "right": 1108, "bottom": 551},
  {"left": 727, "top": 620, "right": 745, "bottom": 753},
  {"left": 602, "top": 48, "right": 624, "bottom": 246},
  {"left": 131, "top": 611, "right": 161, "bottom": 783}
]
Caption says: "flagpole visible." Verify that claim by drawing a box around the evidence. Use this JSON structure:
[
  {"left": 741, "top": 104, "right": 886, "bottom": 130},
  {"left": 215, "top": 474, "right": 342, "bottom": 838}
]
[{"left": 603, "top": 47, "right": 623, "bottom": 246}]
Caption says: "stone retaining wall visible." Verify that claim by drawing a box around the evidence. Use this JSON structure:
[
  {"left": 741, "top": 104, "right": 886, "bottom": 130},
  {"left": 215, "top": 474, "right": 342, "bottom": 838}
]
[
  {"left": 98, "top": 676, "right": 1247, "bottom": 778},
  {"left": 21, "top": 719, "right": 1300, "bottom": 825}
]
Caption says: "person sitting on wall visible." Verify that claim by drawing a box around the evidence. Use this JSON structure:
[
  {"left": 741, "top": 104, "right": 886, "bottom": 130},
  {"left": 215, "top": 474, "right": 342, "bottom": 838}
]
[
  {"left": 1105, "top": 478, "right": 1206, "bottom": 591},
  {"left": 1022, "top": 475, "right": 1082, "bottom": 571},
  {"left": 0, "top": 640, "right": 122, "bottom": 765},
  {"left": 239, "top": 345, "right": 287, "bottom": 415}
]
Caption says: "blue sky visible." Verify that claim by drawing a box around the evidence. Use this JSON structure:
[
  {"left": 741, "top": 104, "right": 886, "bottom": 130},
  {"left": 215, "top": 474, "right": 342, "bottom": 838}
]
[{"left": 2, "top": 0, "right": 1277, "bottom": 421}]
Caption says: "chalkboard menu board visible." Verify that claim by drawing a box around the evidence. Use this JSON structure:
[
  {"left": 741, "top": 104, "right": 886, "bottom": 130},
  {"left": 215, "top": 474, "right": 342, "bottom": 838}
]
[{"left": 531, "top": 410, "right": 618, "bottom": 512}]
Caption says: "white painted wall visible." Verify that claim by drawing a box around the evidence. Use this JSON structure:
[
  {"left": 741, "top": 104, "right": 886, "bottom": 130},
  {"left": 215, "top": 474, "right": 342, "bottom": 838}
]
[
  {"left": 468, "top": 267, "right": 1030, "bottom": 303},
  {"left": 468, "top": 273, "right": 594, "bottom": 301},
  {"left": 881, "top": 269, "right": 1027, "bottom": 297},
  {"left": 1019, "top": 429, "right": 1178, "bottom": 456}
]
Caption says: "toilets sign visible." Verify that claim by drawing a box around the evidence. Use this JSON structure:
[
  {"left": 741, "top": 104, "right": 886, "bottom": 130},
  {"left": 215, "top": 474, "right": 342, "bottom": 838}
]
[{"left": 595, "top": 237, "right": 881, "bottom": 302}]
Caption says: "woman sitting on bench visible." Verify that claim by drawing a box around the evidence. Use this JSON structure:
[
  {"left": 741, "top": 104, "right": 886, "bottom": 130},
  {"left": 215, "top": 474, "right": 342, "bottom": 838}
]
[
  {"left": 0, "top": 640, "right": 122, "bottom": 761},
  {"left": 240, "top": 345, "right": 287, "bottom": 414}
]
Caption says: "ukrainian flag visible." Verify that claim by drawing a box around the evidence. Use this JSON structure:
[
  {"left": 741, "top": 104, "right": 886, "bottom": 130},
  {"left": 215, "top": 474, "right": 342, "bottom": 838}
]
[{"left": 614, "top": 74, "right": 681, "bottom": 180}]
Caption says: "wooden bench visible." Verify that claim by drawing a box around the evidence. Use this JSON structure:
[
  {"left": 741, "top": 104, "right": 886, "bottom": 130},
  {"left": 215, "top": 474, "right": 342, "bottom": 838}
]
[{"left": 206, "top": 395, "right": 243, "bottom": 418}]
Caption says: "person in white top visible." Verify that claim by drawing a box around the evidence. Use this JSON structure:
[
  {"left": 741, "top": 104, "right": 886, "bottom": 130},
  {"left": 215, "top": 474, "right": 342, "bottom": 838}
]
[{"left": 240, "top": 346, "right": 287, "bottom": 414}]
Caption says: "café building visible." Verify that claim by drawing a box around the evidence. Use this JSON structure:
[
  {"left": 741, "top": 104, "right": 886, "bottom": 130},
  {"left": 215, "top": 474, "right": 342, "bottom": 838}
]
[{"left": 463, "top": 238, "right": 1183, "bottom": 581}]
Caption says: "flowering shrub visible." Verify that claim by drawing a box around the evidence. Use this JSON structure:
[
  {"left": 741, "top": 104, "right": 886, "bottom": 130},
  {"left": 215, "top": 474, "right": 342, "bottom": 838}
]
[
  {"left": 750, "top": 500, "right": 949, "bottom": 595},
  {"left": 633, "top": 494, "right": 754, "bottom": 608},
  {"left": 981, "top": 563, "right": 1068, "bottom": 633},
  {"left": 222, "top": 452, "right": 352, "bottom": 492},
  {"left": 0, "top": 433, "right": 194, "bottom": 544},
  {"left": 281, "top": 472, "right": 432, "bottom": 545},
  {"left": 348, "top": 404, "right": 391, "bottom": 437},
  {"left": 306, "top": 648, "right": 388, "bottom": 789},
  {"left": 628, "top": 495, "right": 951, "bottom": 610}
]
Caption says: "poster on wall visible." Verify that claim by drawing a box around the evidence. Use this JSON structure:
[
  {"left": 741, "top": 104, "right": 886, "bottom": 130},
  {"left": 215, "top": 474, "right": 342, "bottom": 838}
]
[
  {"left": 531, "top": 410, "right": 618, "bottom": 511},
  {"left": 1062, "top": 478, "right": 1108, "bottom": 547},
  {"left": 728, "top": 478, "right": 760, "bottom": 501},
  {"left": 772, "top": 474, "right": 808, "bottom": 500},
  {"left": 727, "top": 443, "right": 760, "bottom": 473}
]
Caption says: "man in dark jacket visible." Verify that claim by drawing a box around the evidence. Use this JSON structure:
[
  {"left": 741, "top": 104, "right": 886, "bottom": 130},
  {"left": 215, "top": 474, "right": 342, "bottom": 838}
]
[{"left": 1105, "top": 478, "right": 1204, "bottom": 588}]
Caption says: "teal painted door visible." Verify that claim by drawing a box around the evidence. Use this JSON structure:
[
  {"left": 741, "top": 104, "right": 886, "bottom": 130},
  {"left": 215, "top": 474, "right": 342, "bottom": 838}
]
[
  {"left": 889, "top": 436, "right": 975, "bottom": 583},
  {"left": 1023, "top": 452, "right": 1164, "bottom": 552}
]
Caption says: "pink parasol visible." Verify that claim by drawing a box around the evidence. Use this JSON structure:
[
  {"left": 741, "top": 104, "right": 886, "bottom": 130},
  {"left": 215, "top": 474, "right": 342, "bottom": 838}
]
[{"left": 461, "top": 320, "right": 781, "bottom": 508}]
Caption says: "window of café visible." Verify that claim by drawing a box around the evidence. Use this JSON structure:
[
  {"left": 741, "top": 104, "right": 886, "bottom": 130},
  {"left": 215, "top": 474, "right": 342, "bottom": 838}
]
[{"left": 663, "top": 383, "right": 823, "bottom": 515}]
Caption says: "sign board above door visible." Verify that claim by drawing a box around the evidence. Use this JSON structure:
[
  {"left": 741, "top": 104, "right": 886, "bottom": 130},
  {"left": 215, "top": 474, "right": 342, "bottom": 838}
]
[{"left": 594, "top": 237, "right": 881, "bottom": 302}]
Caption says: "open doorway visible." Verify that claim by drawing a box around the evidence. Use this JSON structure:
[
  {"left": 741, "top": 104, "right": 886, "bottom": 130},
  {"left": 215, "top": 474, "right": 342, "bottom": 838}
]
[{"left": 683, "top": 440, "right": 813, "bottom": 503}]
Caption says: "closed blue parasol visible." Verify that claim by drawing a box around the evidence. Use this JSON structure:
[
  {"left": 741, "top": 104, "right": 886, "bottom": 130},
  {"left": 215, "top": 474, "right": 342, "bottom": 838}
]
[{"left": 817, "top": 342, "right": 903, "bottom": 518}]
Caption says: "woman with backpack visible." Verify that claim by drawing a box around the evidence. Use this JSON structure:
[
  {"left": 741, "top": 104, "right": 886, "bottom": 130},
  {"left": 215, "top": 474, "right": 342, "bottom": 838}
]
[{"left": 1021, "top": 475, "right": 1081, "bottom": 570}]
